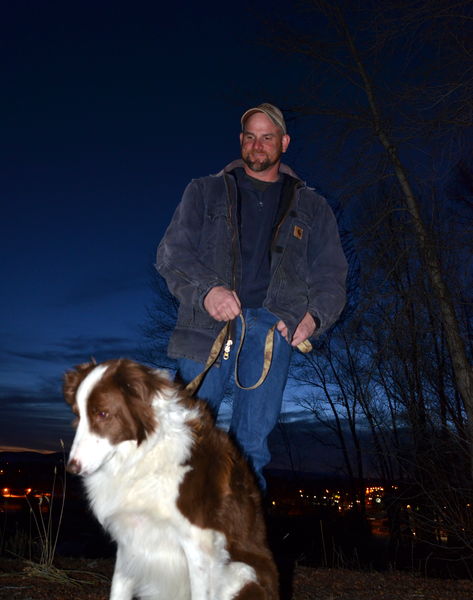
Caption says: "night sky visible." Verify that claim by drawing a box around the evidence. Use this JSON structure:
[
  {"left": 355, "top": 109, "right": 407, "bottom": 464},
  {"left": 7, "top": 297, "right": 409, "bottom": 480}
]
[{"left": 1, "top": 1, "right": 321, "bottom": 455}]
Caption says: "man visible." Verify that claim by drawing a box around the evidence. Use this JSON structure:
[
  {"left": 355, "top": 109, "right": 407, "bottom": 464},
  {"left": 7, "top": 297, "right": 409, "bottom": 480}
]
[{"left": 156, "top": 103, "right": 347, "bottom": 490}]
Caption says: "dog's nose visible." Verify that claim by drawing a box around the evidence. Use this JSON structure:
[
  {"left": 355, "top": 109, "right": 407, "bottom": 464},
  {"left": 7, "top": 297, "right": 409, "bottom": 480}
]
[{"left": 67, "top": 457, "right": 82, "bottom": 475}]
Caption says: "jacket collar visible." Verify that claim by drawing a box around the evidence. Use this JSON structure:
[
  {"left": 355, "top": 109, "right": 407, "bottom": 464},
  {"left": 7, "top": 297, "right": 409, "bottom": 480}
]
[{"left": 215, "top": 159, "right": 303, "bottom": 182}]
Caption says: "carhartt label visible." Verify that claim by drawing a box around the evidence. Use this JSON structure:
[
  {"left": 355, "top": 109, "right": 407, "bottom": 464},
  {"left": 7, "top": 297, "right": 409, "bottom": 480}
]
[{"left": 293, "top": 226, "right": 303, "bottom": 239}]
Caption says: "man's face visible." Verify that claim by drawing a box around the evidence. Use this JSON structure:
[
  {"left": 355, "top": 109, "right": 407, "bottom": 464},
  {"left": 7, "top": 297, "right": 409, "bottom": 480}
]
[{"left": 240, "top": 112, "right": 290, "bottom": 175}]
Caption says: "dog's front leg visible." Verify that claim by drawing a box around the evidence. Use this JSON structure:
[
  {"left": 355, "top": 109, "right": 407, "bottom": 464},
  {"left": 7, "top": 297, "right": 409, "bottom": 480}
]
[
  {"left": 110, "top": 546, "right": 134, "bottom": 600},
  {"left": 181, "top": 534, "right": 214, "bottom": 600},
  {"left": 183, "top": 529, "right": 259, "bottom": 600}
]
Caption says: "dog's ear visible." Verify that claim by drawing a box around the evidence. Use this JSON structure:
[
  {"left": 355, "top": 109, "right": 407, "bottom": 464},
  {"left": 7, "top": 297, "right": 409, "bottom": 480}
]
[
  {"left": 112, "top": 361, "right": 162, "bottom": 444},
  {"left": 63, "top": 361, "right": 97, "bottom": 406}
]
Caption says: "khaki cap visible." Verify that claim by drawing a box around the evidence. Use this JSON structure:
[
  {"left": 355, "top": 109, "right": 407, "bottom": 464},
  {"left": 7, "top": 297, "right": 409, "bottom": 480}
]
[{"left": 240, "top": 103, "right": 287, "bottom": 134}]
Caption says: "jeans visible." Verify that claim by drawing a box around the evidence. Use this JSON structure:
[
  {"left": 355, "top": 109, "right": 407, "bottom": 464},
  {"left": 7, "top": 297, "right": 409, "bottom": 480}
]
[{"left": 177, "top": 307, "right": 293, "bottom": 491}]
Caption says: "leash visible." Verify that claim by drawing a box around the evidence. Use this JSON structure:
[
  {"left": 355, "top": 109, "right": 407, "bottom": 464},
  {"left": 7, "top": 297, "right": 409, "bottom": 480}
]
[
  {"left": 234, "top": 315, "right": 276, "bottom": 390},
  {"left": 185, "top": 320, "right": 232, "bottom": 395},
  {"left": 185, "top": 313, "right": 313, "bottom": 396},
  {"left": 185, "top": 313, "right": 275, "bottom": 395}
]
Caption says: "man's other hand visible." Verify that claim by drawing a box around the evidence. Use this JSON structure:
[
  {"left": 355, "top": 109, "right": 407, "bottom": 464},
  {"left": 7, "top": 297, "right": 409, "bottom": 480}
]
[
  {"left": 204, "top": 286, "right": 241, "bottom": 321},
  {"left": 277, "top": 312, "right": 316, "bottom": 346}
]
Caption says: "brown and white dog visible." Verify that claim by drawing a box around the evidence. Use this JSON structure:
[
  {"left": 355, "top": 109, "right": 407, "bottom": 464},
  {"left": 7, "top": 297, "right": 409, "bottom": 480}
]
[{"left": 64, "top": 358, "right": 278, "bottom": 600}]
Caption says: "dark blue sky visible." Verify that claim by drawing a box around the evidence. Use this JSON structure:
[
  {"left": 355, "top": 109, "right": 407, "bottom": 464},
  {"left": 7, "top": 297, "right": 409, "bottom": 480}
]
[{"left": 1, "top": 1, "right": 318, "bottom": 453}]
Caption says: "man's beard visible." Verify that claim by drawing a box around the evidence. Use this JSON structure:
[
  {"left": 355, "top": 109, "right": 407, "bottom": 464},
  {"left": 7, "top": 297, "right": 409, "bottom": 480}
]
[{"left": 241, "top": 147, "right": 282, "bottom": 172}]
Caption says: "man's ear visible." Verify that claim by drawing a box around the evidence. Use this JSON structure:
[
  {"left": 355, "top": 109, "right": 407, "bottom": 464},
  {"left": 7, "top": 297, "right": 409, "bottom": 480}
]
[{"left": 282, "top": 133, "right": 290, "bottom": 153}]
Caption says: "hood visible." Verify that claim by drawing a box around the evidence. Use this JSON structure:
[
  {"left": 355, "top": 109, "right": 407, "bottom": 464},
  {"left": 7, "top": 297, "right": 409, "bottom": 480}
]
[{"left": 215, "top": 159, "right": 303, "bottom": 183}]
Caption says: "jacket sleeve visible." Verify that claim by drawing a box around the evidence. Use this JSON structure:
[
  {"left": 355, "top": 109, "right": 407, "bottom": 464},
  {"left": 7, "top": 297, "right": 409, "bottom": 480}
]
[
  {"left": 156, "top": 179, "right": 228, "bottom": 310},
  {"left": 307, "top": 197, "right": 348, "bottom": 337}
]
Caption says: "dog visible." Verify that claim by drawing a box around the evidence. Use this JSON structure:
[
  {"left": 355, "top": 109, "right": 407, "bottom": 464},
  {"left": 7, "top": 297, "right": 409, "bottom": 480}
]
[{"left": 64, "top": 358, "right": 279, "bottom": 600}]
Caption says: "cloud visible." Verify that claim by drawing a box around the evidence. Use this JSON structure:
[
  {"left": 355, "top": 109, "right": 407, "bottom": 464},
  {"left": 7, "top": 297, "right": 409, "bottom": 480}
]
[
  {"left": 58, "top": 270, "right": 150, "bottom": 308},
  {"left": 58, "top": 334, "right": 144, "bottom": 361},
  {"left": 1, "top": 335, "right": 140, "bottom": 372},
  {"left": 0, "top": 332, "right": 158, "bottom": 454},
  {"left": 268, "top": 417, "right": 380, "bottom": 477},
  {"left": 0, "top": 392, "right": 74, "bottom": 452}
]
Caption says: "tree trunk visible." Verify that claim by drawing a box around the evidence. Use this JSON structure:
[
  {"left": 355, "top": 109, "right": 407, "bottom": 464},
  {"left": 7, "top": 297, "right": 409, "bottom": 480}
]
[{"left": 337, "top": 7, "right": 473, "bottom": 472}]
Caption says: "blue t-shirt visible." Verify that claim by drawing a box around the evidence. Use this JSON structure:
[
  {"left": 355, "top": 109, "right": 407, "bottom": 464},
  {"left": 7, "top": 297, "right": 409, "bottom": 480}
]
[{"left": 235, "top": 168, "right": 284, "bottom": 307}]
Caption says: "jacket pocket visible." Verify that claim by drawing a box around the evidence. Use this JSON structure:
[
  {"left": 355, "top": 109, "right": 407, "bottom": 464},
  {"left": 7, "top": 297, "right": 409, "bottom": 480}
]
[
  {"left": 278, "top": 214, "right": 311, "bottom": 277},
  {"left": 176, "top": 304, "right": 219, "bottom": 330},
  {"left": 202, "top": 206, "right": 229, "bottom": 253}
]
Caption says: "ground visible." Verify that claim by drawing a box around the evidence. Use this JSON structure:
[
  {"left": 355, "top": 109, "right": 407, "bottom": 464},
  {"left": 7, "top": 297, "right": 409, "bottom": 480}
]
[{"left": 1, "top": 558, "right": 473, "bottom": 600}]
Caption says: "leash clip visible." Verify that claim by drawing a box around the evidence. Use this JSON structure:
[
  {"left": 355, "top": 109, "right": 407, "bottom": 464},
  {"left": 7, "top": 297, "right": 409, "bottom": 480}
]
[{"left": 223, "top": 338, "right": 233, "bottom": 360}]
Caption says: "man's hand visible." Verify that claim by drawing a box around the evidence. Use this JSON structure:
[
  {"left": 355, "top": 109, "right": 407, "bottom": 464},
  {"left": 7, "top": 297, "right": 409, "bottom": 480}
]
[
  {"left": 204, "top": 286, "right": 241, "bottom": 321},
  {"left": 277, "top": 312, "right": 317, "bottom": 347}
]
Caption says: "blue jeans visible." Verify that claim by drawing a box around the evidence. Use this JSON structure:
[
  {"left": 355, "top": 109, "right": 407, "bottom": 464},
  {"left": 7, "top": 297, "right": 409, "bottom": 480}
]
[{"left": 177, "top": 307, "right": 292, "bottom": 491}]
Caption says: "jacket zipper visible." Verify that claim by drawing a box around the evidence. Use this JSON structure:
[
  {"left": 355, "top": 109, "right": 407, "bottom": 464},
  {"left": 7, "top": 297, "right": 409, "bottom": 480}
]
[
  {"left": 222, "top": 174, "right": 239, "bottom": 358},
  {"left": 223, "top": 173, "right": 239, "bottom": 292}
]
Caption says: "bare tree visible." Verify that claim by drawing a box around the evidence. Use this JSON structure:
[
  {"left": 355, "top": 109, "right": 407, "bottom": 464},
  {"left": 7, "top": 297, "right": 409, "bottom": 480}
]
[
  {"left": 265, "top": 0, "right": 473, "bottom": 468},
  {"left": 288, "top": 159, "right": 472, "bottom": 556},
  {"left": 139, "top": 270, "right": 178, "bottom": 371}
]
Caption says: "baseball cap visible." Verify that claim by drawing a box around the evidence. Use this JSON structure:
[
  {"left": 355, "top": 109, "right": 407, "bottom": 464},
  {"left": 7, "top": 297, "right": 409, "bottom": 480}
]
[{"left": 240, "top": 103, "right": 287, "bottom": 134}]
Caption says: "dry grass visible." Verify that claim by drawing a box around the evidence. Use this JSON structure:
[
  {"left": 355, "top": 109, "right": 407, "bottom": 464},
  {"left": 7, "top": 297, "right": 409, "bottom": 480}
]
[{"left": 1, "top": 558, "right": 473, "bottom": 600}]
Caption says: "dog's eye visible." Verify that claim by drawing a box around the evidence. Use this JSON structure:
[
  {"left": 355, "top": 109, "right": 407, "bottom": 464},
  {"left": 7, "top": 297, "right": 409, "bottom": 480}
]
[{"left": 94, "top": 410, "right": 109, "bottom": 419}]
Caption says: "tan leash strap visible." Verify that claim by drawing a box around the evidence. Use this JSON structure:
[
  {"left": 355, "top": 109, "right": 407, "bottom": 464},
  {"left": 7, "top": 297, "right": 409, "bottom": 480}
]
[
  {"left": 185, "top": 313, "right": 312, "bottom": 395},
  {"left": 185, "top": 313, "right": 275, "bottom": 394},
  {"left": 297, "top": 339, "right": 313, "bottom": 353},
  {"left": 185, "top": 321, "right": 230, "bottom": 395},
  {"left": 234, "top": 317, "right": 276, "bottom": 390}
]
